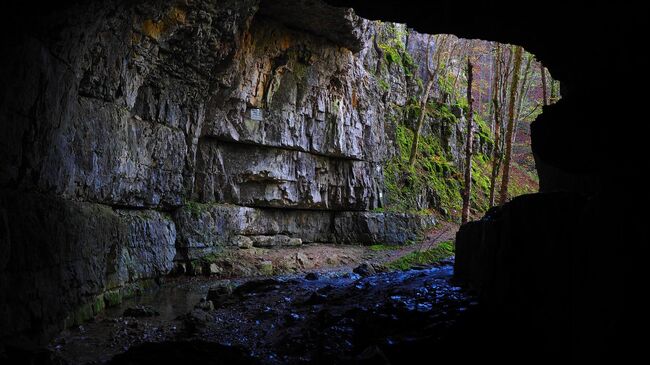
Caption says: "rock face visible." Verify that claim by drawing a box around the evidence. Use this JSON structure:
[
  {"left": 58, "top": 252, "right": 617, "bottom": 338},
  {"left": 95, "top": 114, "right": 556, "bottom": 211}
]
[
  {"left": 0, "top": 190, "right": 176, "bottom": 341},
  {"left": 174, "top": 203, "right": 334, "bottom": 259},
  {"left": 453, "top": 192, "right": 644, "bottom": 361},
  {"left": 174, "top": 203, "right": 433, "bottom": 260},
  {"left": 334, "top": 211, "right": 436, "bottom": 245},
  {"left": 0, "top": 0, "right": 505, "bottom": 343},
  {"left": 194, "top": 141, "right": 383, "bottom": 210}
]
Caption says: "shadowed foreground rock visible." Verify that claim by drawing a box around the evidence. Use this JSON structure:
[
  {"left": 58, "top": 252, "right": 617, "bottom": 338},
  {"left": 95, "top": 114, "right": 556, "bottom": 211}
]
[
  {"left": 455, "top": 192, "right": 645, "bottom": 362},
  {"left": 108, "top": 341, "right": 258, "bottom": 365}
]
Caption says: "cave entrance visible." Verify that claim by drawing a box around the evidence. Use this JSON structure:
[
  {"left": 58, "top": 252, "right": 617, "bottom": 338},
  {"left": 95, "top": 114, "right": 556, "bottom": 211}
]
[{"left": 0, "top": 0, "right": 562, "bottom": 362}]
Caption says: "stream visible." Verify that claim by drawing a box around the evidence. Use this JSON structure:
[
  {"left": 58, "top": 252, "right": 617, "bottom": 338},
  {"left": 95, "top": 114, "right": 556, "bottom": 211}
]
[{"left": 49, "top": 259, "right": 479, "bottom": 364}]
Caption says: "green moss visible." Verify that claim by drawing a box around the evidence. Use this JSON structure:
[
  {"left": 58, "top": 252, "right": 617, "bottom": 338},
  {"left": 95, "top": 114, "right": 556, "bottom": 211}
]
[
  {"left": 383, "top": 122, "right": 463, "bottom": 217},
  {"left": 292, "top": 61, "right": 309, "bottom": 80},
  {"left": 378, "top": 78, "right": 390, "bottom": 92},
  {"left": 259, "top": 261, "right": 274, "bottom": 276},
  {"left": 469, "top": 154, "right": 493, "bottom": 213},
  {"left": 474, "top": 114, "right": 494, "bottom": 146},
  {"left": 65, "top": 294, "right": 105, "bottom": 328},
  {"left": 184, "top": 200, "right": 210, "bottom": 217},
  {"left": 91, "top": 295, "right": 105, "bottom": 315},
  {"left": 437, "top": 73, "right": 456, "bottom": 99},
  {"left": 376, "top": 23, "right": 418, "bottom": 80},
  {"left": 427, "top": 101, "right": 458, "bottom": 124},
  {"left": 368, "top": 244, "right": 400, "bottom": 251},
  {"left": 385, "top": 241, "right": 455, "bottom": 270},
  {"left": 71, "top": 303, "right": 94, "bottom": 327},
  {"left": 401, "top": 51, "right": 417, "bottom": 78},
  {"left": 103, "top": 290, "right": 122, "bottom": 307},
  {"left": 198, "top": 250, "right": 229, "bottom": 265}
]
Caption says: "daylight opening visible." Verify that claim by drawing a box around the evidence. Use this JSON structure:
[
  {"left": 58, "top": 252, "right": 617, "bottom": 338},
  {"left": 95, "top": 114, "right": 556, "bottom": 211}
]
[{"left": 373, "top": 23, "right": 560, "bottom": 225}]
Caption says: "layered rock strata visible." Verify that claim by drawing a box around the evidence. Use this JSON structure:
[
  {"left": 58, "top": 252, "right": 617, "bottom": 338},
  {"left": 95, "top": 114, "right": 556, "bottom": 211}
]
[{"left": 0, "top": 0, "right": 500, "bottom": 342}]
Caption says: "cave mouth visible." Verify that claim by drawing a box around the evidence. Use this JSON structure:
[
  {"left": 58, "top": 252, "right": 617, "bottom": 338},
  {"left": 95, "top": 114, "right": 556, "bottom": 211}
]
[{"left": 0, "top": 0, "right": 569, "bottom": 363}]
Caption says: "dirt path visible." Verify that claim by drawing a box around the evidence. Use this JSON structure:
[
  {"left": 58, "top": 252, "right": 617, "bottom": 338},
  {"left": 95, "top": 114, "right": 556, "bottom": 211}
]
[
  {"left": 204, "top": 221, "right": 460, "bottom": 278},
  {"left": 361, "top": 221, "right": 459, "bottom": 267}
]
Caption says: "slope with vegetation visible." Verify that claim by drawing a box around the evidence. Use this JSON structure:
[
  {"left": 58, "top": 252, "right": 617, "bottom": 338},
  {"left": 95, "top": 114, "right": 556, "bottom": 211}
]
[{"left": 373, "top": 23, "right": 557, "bottom": 222}]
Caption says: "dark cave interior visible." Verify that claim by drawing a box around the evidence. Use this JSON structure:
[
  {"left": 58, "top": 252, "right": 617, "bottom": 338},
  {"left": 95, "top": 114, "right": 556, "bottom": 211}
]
[{"left": 0, "top": 0, "right": 647, "bottom": 364}]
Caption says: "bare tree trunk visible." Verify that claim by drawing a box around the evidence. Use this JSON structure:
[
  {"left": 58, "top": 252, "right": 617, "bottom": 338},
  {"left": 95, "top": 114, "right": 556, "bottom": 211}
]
[
  {"left": 408, "top": 35, "right": 448, "bottom": 167},
  {"left": 540, "top": 63, "right": 548, "bottom": 106},
  {"left": 451, "top": 40, "right": 470, "bottom": 103},
  {"left": 487, "top": 48, "right": 496, "bottom": 133},
  {"left": 488, "top": 44, "right": 502, "bottom": 207},
  {"left": 408, "top": 79, "right": 435, "bottom": 167},
  {"left": 461, "top": 59, "right": 474, "bottom": 224},
  {"left": 516, "top": 53, "right": 533, "bottom": 119},
  {"left": 498, "top": 46, "right": 512, "bottom": 137},
  {"left": 511, "top": 53, "right": 533, "bottom": 146},
  {"left": 498, "top": 45, "right": 523, "bottom": 205}
]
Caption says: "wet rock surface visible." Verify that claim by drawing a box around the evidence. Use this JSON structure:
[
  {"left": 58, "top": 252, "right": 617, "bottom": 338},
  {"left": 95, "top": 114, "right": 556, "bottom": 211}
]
[
  {"left": 108, "top": 340, "right": 257, "bottom": 365},
  {"left": 123, "top": 306, "right": 160, "bottom": 318},
  {"left": 48, "top": 262, "right": 478, "bottom": 364}
]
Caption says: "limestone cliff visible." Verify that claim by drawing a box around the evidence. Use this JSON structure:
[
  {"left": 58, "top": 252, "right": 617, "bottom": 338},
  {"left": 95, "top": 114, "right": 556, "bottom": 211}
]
[{"left": 0, "top": 0, "right": 484, "bottom": 342}]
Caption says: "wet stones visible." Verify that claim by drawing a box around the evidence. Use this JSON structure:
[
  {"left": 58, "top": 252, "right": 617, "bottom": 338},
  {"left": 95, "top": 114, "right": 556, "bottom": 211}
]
[
  {"left": 207, "top": 278, "right": 285, "bottom": 307},
  {"left": 107, "top": 340, "right": 257, "bottom": 365},
  {"left": 178, "top": 310, "right": 215, "bottom": 335},
  {"left": 353, "top": 263, "right": 377, "bottom": 277},
  {"left": 123, "top": 306, "right": 160, "bottom": 318},
  {"left": 194, "top": 298, "right": 215, "bottom": 312},
  {"left": 206, "top": 283, "right": 235, "bottom": 307},
  {"left": 304, "top": 272, "right": 319, "bottom": 281},
  {"left": 303, "top": 292, "right": 328, "bottom": 305},
  {"left": 233, "top": 279, "right": 283, "bottom": 296},
  {"left": 356, "top": 345, "right": 391, "bottom": 365}
]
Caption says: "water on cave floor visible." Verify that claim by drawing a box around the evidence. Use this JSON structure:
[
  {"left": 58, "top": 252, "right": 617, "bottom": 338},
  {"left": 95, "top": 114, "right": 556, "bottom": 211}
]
[{"left": 50, "top": 260, "right": 479, "bottom": 364}]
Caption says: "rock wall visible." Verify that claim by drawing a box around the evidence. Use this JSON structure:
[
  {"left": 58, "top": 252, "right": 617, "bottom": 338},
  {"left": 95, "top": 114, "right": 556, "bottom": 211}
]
[
  {"left": 453, "top": 191, "right": 644, "bottom": 361},
  {"left": 0, "top": 0, "right": 487, "bottom": 343},
  {"left": 0, "top": 190, "right": 176, "bottom": 341}
]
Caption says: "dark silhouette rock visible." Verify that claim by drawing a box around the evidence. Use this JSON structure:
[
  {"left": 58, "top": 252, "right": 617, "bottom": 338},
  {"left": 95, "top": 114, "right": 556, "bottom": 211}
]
[{"left": 304, "top": 272, "right": 319, "bottom": 281}]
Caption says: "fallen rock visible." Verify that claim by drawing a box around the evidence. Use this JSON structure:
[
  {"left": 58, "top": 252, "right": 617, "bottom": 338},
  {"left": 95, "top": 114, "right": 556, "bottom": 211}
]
[
  {"left": 304, "top": 272, "right": 319, "bottom": 281},
  {"left": 206, "top": 282, "right": 235, "bottom": 307},
  {"left": 303, "top": 292, "right": 328, "bottom": 305},
  {"left": 179, "top": 310, "right": 214, "bottom": 335},
  {"left": 123, "top": 306, "right": 160, "bottom": 318},
  {"left": 194, "top": 298, "right": 214, "bottom": 311},
  {"left": 317, "top": 284, "right": 334, "bottom": 295},
  {"left": 353, "top": 263, "right": 376, "bottom": 277},
  {"left": 231, "top": 235, "right": 253, "bottom": 249},
  {"left": 208, "top": 263, "right": 223, "bottom": 275},
  {"left": 233, "top": 278, "right": 282, "bottom": 296},
  {"left": 356, "top": 345, "right": 391, "bottom": 365}
]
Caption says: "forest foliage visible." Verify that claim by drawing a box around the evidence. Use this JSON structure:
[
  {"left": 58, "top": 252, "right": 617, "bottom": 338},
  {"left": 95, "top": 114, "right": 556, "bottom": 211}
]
[{"left": 375, "top": 23, "right": 558, "bottom": 221}]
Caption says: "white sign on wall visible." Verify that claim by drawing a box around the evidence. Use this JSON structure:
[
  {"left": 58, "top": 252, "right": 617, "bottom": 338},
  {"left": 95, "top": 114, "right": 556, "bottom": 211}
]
[{"left": 249, "top": 108, "right": 264, "bottom": 121}]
